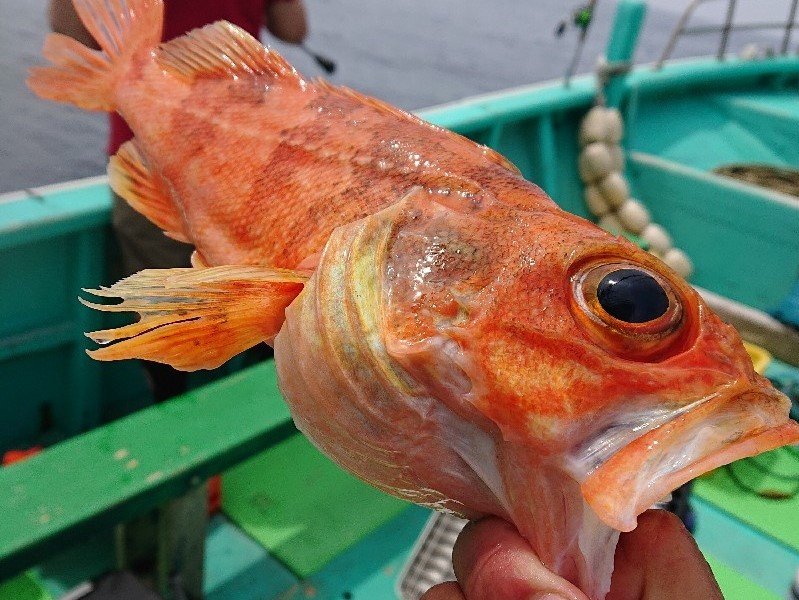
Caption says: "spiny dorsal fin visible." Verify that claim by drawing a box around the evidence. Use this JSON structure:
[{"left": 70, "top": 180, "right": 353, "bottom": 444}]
[
  {"left": 479, "top": 144, "right": 521, "bottom": 174},
  {"left": 315, "top": 80, "right": 521, "bottom": 175},
  {"left": 81, "top": 266, "right": 308, "bottom": 371},
  {"left": 108, "top": 140, "right": 191, "bottom": 243},
  {"left": 315, "top": 79, "right": 437, "bottom": 129},
  {"left": 157, "top": 21, "right": 304, "bottom": 84}
]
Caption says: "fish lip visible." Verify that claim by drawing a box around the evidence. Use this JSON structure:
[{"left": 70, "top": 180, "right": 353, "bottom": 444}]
[{"left": 579, "top": 381, "right": 799, "bottom": 532}]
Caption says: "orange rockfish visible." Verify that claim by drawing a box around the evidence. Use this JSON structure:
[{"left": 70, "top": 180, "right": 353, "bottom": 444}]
[{"left": 28, "top": 1, "right": 799, "bottom": 597}]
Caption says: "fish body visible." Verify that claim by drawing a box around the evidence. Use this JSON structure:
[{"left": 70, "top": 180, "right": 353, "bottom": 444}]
[
  {"left": 31, "top": 4, "right": 522, "bottom": 271},
  {"left": 29, "top": 1, "right": 799, "bottom": 598}
]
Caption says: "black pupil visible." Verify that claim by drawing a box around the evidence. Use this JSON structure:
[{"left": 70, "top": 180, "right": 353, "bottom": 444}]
[{"left": 596, "top": 269, "right": 669, "bottom": 323}]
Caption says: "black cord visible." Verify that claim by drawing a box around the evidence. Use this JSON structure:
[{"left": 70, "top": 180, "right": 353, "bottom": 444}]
[
  {"left": 300, "top": 44, "right": 337, "bottom": 75},
  {"left": 724, "top": 447, "right": 799, "bottom": 500},
  {"left": 740, "top": 453, "right": 799, "bottom": 482}
]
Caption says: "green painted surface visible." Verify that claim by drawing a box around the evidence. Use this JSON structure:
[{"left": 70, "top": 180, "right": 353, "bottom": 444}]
[
  {"left": 0, "top": 179, "right": 142, "bottom": 452},
  {"left": 627, "top": 92, "right": 799, "bottom": 170},
  {"left": 24, "top": 517, "right": 299, "bottom": 600},
  {"left": 223, "top": 432, "right": 410, "bottom": 578},
  {"left": 714, "top": 93, "right": 799, "bottom": 167},
  {"left": 0, "top": 182, "right": 110, "bottom": 252},
  {"left": 693, "top": 495, "right": 799, "bottom": 597},
  {"left": 0, "top": 573, "right": 52, "bottom": 600},
  {"left": 0, "top": 361, "right": 295, "bottom": 580},
  {"left": 284, "top": 505, "right": 430, "bottom": 600},
  {"left": 604, "top": 0, "right": 646, "bottom": 107},
  {"left": 705, "top": 555, "right": 781, "bottom": 600},
  {"left": 34, "top": 528, "right": 116, "bottom": 598},
  {"left": 624, "top": 55, "right": 799, "bottom": 102},
  {"left": 417, "top": 76, "right": 595, "bottom": 133},
  {"left": 205, "top": 515, "right": 298, "bottom": 600},
  {"left": 627, "top": 152, "right": 799, "bottom": 311},
  {"left": 694, "top": 450, "right": 799, "bottom": 552}
]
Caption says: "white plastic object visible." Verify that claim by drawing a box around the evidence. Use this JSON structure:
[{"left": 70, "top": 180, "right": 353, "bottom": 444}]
[
  {"left": 605, "top": 109, "right": 624, "bottom": 144},
  {"left": 598, "top": 214, "right": 622, "bottom": 235},
  {"left": 740, "top": 43, "right": 761, "bottom": 61},
  {"left": 579, "top": 143, "right": 614, "bottom": 183},
  {"left": 584, "top": 185, "right": 611, "bottom": 217},
  {"left": 598, "top": 173, "right": 629, "bottom": 209},
  {"left": 579, "top": 106, "right": 611, "bottom": 146},
  {"left": 641, "top": 223, "right": 672, "bottom": 254},
  {"left": 663, "top": 247, "right": 693, "bottom": 279},
  {"left": 609, "top": 145, "right": 625, "bottom": 172},
  {"left": 617, "top": 199, "right": 651, "bottom": 234}
]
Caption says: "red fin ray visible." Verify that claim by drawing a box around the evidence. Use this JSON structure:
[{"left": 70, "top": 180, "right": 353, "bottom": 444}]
[
  {"left": 81, "top": 266, "right": 307, "bottom": 370},
  {"left": 108, "top": 140, "right": 190, "bottom": 242},
  {"left": 157, "top": 21, "right": 303, "bottom": 84}
]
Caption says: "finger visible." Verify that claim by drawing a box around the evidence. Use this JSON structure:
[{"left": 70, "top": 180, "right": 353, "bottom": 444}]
[
  {"left": 421, "top": 581, "right": 466, "bottom": 600},
  {"left": 452, "top": 517, "right": 588, "bottom": 600},
  {"left": 609, "top": 509, "right": 723, "bottom": 600}
]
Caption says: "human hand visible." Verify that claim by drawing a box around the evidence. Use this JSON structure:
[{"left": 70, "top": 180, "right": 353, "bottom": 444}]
[{"left": 420, "top": 510, "right": 723, "bottom": 600}]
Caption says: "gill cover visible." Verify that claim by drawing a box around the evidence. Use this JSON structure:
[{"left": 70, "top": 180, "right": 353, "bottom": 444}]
[{"left": 273, "top": 193, "right": 507, "bottom": 520}]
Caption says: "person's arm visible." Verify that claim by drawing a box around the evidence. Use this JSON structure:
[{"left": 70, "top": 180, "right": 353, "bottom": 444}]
[
  {"left": 48, "top": 0, "right": 98, "bottom": 48},
  {"left": 264, "top": 0, "right": 308, "bottom": 44}
]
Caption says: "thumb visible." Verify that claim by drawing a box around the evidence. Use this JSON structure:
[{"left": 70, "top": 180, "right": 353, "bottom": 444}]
[{"left": 452, "top": 517, "right": 589, "bottom": 600}]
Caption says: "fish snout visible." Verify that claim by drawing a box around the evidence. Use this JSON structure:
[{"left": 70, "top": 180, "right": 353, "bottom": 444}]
[{"left": 580, "top": 380, "right": 799, "bottom": 532}]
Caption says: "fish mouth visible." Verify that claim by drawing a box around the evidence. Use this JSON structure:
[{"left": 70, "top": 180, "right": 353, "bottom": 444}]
[{"left": 580, "top": 381, "right": 799, "bottom": 532}]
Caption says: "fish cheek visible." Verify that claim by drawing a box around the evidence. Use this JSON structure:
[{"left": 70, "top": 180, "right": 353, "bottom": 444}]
[{"left": 469, "top": 327, "right": 605, "bottom": 447}]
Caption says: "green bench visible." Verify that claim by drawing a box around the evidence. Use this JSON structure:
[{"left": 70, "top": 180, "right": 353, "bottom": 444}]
[{"left": 0, "top": 361, "right": 296, "bottom": 583}]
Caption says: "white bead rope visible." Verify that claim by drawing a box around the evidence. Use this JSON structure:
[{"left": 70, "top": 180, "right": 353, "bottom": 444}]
[
  {"left": 578, "top": 106, "right": 693, "bottom": 279},
  {"left": 578, "top": 142, "right": 614, "bottom": 183},
  {"left": 598, "top": 213, "right": 623, "bottom": 235},
  {"left": 579, "top": 106, "right": 613, "bottom": 146},
  {"left": 617, "top": 199, "right": 650, "bottom": 234},
  {"left": 597, "top": 172, "right": 629, "bottom": 209},
  {"left": 608, "top": 145, "right": 625, "bottom": 172},
  {"left": 641, "top": 223, "right": 672, "bottom": 255},
  {"left": 663, "top": 248, "right": 693, "bottom": 278},
  {"left": 584, "top": 185, "right": 611, "bottom": 217}
]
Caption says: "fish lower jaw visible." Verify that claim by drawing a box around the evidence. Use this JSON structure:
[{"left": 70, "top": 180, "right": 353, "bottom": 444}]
[{"left": 580, "top": 384, "right": 799, "bottom": 532}]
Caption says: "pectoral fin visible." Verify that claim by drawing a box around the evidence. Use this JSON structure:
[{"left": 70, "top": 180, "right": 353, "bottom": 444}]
[
  {"left": 81, "top": 266, "right": 308, "bottom": 370},
  {"left": 109, "top": 141, "right": 191, "bottom": 242}
]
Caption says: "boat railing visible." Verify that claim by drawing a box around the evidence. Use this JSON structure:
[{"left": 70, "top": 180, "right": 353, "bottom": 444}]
[{"left": 657, "top": 0, "right": 799, "bottom": 68}]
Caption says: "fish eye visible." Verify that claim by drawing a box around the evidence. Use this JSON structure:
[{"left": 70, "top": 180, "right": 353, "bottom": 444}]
[
  {"left": 596, "top": 269, "right": 669, "bottom": 324},
  {"left": 571, "top": 261, "right": 687, "bottom": 361}
]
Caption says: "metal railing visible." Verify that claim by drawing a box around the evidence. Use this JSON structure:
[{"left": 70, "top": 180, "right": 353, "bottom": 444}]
[{"left": 657, "top": 0, "right": 799, "bottom": 68}]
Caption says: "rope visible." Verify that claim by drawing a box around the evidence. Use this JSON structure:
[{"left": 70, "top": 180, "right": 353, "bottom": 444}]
[{"left": 577, "top": 73, "right": 694, "bottom": 279}]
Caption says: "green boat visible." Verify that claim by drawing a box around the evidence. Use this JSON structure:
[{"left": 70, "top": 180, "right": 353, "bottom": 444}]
[{"left": 1, "top": 1, "right": 798, "bottom": 598}]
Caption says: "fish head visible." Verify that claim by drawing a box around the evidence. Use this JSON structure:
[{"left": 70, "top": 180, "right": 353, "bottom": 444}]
[
  {"left": 276, "top": 182, "right": 798, "bottom": 596},
  {"left": 379, "top": 184, "right": 799, "bottom": 532}
]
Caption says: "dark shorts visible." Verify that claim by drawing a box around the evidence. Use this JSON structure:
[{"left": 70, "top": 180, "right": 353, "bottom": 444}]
[{"left": 111, "top": 192, "right": 193, "bottom": 275}]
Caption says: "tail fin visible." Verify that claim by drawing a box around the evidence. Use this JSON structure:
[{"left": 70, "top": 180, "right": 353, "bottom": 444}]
[{"left": 27, "top": 0, "right": 163, "bottom": 111}]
